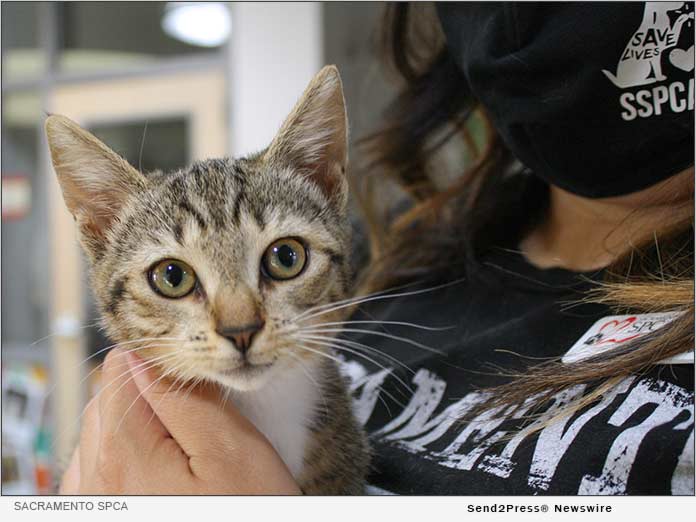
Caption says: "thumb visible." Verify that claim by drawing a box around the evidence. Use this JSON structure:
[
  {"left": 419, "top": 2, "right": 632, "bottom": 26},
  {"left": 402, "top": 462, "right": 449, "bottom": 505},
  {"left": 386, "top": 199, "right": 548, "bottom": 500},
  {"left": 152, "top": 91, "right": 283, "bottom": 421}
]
[
  {"left": 59, "top": 446, "right": 81, "bottom": 494},
  {"left": 126, "top": 352, "right": 262, "bottom": 456}
]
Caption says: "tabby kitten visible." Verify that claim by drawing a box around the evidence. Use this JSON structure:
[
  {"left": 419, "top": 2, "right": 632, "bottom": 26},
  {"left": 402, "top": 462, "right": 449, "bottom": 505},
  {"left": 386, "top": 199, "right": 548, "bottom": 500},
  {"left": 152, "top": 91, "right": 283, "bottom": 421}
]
[{"left": 46, "top": 66, "right": 370, "bottom": 494}]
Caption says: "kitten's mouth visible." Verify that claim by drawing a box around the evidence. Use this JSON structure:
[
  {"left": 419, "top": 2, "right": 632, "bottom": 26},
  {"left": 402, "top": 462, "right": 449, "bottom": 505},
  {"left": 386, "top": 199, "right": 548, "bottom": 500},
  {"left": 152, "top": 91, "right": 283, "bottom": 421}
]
[
  {"left": 211, "top": 359, "right": 278, "bottom": 391},
  {"left": 219, "top": 361, "right": 274, "bottom": 377}
]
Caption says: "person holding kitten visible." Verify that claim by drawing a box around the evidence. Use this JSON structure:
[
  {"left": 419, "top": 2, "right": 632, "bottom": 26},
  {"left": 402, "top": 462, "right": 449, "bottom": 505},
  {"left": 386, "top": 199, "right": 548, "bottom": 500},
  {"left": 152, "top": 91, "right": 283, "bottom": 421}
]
[{"left": 59, "top": 2, "right": 693, "bottom": 495}]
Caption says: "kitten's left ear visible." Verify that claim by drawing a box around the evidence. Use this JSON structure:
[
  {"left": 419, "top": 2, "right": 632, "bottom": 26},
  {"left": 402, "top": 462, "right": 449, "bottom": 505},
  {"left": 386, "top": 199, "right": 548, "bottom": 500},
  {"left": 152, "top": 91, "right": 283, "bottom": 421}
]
[
  {"left": 265, "top": 65, "right": 349, "bottom": 209},
  {"left": 45, "top": 115, "right": 146, "bottom": 258}
]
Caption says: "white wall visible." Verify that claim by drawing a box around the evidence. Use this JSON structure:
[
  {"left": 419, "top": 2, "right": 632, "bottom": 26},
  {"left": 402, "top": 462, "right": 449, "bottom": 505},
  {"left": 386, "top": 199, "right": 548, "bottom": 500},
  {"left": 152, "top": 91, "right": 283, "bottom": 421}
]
[{"left": 227, "top": 2, "right": 323, "bottom": 157}]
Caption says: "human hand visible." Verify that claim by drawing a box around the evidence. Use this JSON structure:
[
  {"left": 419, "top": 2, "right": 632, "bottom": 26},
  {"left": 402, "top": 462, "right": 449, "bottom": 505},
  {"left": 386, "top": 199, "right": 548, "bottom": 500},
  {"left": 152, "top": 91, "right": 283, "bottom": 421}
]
[{"left": 59, "top": 348, "right": 302, "bottom": 495}]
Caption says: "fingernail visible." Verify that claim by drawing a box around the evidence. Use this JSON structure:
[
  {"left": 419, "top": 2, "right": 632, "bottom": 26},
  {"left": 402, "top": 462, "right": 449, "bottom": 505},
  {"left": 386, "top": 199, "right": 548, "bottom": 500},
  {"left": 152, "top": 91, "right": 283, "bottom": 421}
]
[
  {"left": 125, "top": 351, "right": 151, "bottom": 389},
  {"left": 125, "top": 350, "right": 143, "bottom": 369}
]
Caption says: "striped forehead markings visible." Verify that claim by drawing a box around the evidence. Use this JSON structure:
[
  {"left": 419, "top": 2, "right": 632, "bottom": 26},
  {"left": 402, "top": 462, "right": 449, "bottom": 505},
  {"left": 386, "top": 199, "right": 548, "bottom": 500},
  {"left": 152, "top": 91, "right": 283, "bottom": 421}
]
[{"left": 178, "top": 196, "right": 208, "bottom": 231}]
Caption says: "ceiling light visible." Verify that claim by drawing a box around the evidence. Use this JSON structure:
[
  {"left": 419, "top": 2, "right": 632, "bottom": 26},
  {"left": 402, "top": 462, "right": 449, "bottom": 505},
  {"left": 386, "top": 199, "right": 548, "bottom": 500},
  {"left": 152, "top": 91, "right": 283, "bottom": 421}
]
[{"left": 162, "top": 2, "right": 231, "bottom": 48}]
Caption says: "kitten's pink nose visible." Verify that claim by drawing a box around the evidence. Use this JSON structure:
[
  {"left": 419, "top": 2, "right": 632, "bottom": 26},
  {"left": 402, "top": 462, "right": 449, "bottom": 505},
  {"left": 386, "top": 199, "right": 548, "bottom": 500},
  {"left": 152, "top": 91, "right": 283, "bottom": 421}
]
[{"left": 217, "top": 321, "right": 265, "bottom": 354}]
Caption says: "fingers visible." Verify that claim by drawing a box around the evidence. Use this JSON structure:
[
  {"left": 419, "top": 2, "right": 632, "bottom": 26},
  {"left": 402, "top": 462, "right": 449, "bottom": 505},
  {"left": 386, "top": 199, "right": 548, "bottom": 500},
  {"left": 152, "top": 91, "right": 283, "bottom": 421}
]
[
  {"left": 59, "top": 446, "right": 81, "bottom": 494},
  {"left": 79, "top": 392, "right": 100, "bottom": 475},
  {"left": 97, "top": 348, "right": 168, "bottom": 451},
  {"left": 61, "top": 348, "right": 198, "bottom": 494},
  {"left": 126, "top": 351, "right": 259, "bottom": 457}
]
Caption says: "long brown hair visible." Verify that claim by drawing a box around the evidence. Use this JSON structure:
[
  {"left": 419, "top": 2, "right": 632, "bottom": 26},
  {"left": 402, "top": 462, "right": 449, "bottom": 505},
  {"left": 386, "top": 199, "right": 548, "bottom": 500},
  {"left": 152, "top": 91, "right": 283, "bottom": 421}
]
[{"left": 354, "top": 3, "right": 694, "bottom": 423}]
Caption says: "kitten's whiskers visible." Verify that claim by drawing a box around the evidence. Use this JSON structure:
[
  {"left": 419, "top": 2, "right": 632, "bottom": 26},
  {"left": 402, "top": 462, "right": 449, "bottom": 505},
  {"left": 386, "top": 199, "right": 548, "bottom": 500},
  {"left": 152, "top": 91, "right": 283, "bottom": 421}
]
[
  {"left": 42, "top": 337, "right": 186, "bottom": 402},
  {"left": 294, "top": 340, "right": 406, "bottom": 412},
  {"left": 292, "top": 278, "right": 466, "bottom": 324},
  {"left": 294, "top": 335, "right": 414, "bottom": 395},
  {"left": 296, "top": 327, "right": 444, "bottom": 355},
  {"left": 305, "top": 319, "right": 453, "bottom": 332},
  {"left": 291, "top": 280, "right": 425, "bottom": 323},
  {"left": 295, "top": 333, "right": 416, "bottom": 376}
]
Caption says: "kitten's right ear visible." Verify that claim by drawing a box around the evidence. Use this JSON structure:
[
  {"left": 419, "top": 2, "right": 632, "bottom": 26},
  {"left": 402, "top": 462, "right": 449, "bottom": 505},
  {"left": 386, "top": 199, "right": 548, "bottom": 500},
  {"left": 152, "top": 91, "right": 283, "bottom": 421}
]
[
  {"left": 264, "top": 65, "right": 349, "bottom": 210},
  {"left": 45, "top": 115, "right": 145, "bottom": 251}
]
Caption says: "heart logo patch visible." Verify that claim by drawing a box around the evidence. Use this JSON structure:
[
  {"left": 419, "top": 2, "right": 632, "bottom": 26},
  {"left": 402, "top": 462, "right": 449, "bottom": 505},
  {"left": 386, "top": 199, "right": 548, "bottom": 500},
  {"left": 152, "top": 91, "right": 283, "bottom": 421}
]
[
  {"left": 669, "top": 45, "right": 695, "bottom": 72},
  {"left": 589, "top": 317, "right": 641, "bottom": 346},
  {"left": 563, "top": 312, "right": 684, "bottom": 364}
]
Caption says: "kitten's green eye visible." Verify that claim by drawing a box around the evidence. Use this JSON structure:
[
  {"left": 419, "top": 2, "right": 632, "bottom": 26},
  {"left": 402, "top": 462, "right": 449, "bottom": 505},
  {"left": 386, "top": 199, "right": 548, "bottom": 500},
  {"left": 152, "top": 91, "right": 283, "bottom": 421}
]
[
  {"left": 262, "top": 238, "right": 307, "bottom": 280},
  {"left": 149, "top": 259, "right": 197, "bottom": 298}
]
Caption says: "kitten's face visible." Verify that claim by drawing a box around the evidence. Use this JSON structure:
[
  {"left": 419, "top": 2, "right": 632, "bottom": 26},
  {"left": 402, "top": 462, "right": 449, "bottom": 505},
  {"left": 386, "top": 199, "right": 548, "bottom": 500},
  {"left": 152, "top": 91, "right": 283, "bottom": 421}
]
[
  {"left": 97, "top": 158, "right": 350, "bottom": 391},
  {"left": 46, "top": 66, "right": 351, "bottom": 391}
]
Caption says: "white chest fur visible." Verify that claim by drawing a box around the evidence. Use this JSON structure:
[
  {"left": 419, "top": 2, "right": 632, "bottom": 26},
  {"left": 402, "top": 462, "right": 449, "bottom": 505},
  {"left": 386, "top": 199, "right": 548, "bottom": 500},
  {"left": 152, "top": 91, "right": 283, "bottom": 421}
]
[{"left": 228, "top": 362, "right": 321, "bottom": 479}]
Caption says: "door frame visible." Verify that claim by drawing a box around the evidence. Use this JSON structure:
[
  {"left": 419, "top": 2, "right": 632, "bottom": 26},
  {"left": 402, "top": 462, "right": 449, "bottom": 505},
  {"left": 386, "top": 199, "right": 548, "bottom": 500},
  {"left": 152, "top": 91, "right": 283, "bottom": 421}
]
[{"left": 46, "top": 69, "right": 228, "bottom": 460}]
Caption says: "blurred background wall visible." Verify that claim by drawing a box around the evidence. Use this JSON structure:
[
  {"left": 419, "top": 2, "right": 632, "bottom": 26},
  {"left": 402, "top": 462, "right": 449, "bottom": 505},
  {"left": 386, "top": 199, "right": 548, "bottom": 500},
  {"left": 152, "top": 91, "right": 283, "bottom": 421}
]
[{"left": 1, "top": 1, "right": 393, "bottom": 493}]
